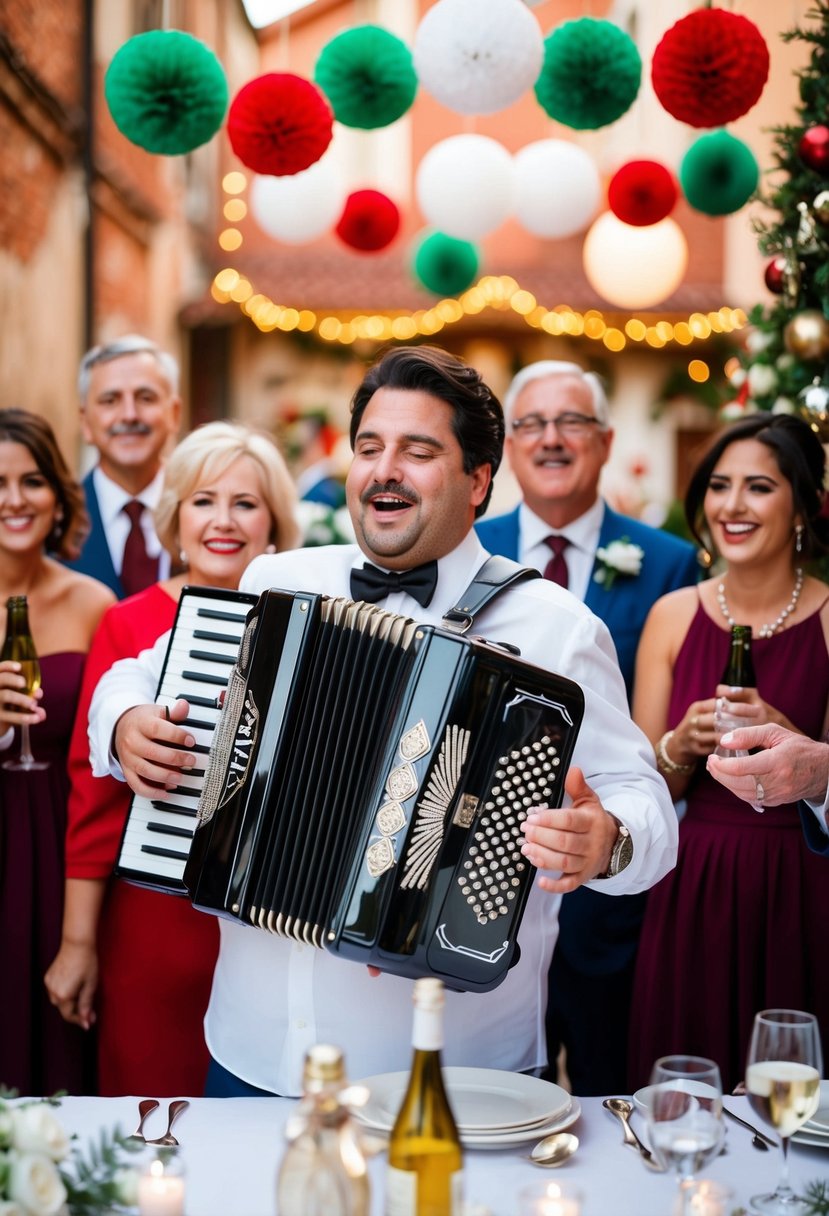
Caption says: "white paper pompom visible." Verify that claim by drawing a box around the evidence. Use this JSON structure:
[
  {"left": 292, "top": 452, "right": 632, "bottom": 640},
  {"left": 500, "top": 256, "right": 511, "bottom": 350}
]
[
  {"left": 413, "top": 0, "right": 544, "bottom": 116},
  {"left": 249, "top": 154, "right": 347, "bottom": 245},
  {"left": 582, "top": 213, "right": 688, "bottom": 309},
  {"left": 416, "top": 134, "right": 513, "bottom": 240},
  {"left": 513, "top": 140, "right": 600, "bottom": 239}
]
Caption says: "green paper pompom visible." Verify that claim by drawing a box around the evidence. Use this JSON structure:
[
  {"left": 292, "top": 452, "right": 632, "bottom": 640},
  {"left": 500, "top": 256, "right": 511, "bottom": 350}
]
[
  {"left": 105, "top": 30, "right": 228, "bottom": 155},
  {"left": 412, "top": 231, "right": 479, "bottom": 297},
  {"left": 314, "top": 25, "right": 417, "bottom": 130},
  {"left": 680, "top": 130, "right": 759, "bottom": 216},
  {"left": 534, "top": 18, "right": 641, "bottom": 130}
]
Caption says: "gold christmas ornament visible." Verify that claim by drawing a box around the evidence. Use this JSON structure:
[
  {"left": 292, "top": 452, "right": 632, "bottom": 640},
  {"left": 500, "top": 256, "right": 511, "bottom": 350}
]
[
  {"left": 798, "top": 374, "right": 829, "bottom": 440},
  {"left": 783, "top": 309, "right": 829, "bottom": 359}
]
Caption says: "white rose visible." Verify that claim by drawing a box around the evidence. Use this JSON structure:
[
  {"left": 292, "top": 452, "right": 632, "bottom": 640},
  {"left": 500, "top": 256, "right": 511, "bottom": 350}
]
[
  {"left": 7, "top": 1153, "right": 67, "bottom": 1216},
  {"left": 114, "top": 1166, "right": 140, "bottom": 1207},
  {"left": 599, "top": 541, "right": 643, "bottom": 575},
  {"left": 729, "top": 367, "right": 747, "bottom": 388},
  {"left": 295, "top": 500, "right": 328, "bottom": 534},
  {"left": 11, "top": 1107, "right": 69, "bottom": 1162},
  {"left": 771, "top": 396, "right": 796, "bottom": 415},
  {"left": 747, "top": 363, "right": 778, "bottom": 395},
  {"left": 0, "top": 1110, "right": 14, "bottom": 1148},
  {"left": 0, "top": 1201, "right": 26, "bottom": 1216}
]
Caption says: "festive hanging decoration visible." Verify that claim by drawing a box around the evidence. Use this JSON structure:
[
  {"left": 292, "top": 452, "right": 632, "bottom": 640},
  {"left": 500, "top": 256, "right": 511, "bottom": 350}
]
[
  {"left": 651, "top": 9, "right": 769, "bottom": 128},
  {"left": 783, "top": 309, "right": 829, "bottom": 360},
  {"left": 797, "top": 374, "right": 829, "bottom": 440},
  {"left": 336, "top": 189, "right": 401, "bottom": 252},
  {"left": 680, "top": 130, "right": 759, "bottom": 216},
  {"left": 412, "top": 231, "right": 480, "bottom": 296},
  {"left": 412, "top": 0, "right": 543, "bottom": 116},
  {"left": 415, "top": 135, "right": 513, "bottom": 241},
  {"left": 534, "top": 18, "right": 641, "bottom": 131},
  {"left": 813, "top": 190, "right": 829, "bottom": 225},
  {"left": 248, "top": 156, "right": 347, "bottom": 244},
  {"left": 104, "top": 30, "right": 228, "bottom": 155},
  {"left": 764, "top": 256, "right": 788, "bottom": 295},
  {"left": 582, "top": 213, "right": 688, "bottom": 310},
  {"left": 798, "top": 125, "right": 829, "bottom": 172},
  {"left": 227, "top": 74, "right": 333, "bottom": 176},
  {"left": 313, "top": 25, "right": 417, "bottom": 129},
  {"left": 607, "top": 160, "right": 678, "bottom": 227},
  {"left": 512, "top": 140, "right": 601, "bottom": 239}
]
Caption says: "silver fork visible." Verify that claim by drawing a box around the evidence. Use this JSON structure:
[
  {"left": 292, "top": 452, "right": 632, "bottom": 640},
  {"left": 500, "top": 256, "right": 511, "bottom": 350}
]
[
  {"left": 145, "top": 1099, "right": 190, "bottom": 1147},
  {"left": 127, "top": 1098, "right": 159, "bottom": 1142}
]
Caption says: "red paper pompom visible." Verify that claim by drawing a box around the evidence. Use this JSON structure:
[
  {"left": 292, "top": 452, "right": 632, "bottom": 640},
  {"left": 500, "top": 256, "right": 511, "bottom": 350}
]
[
  {"left": 227, "top": 73, "right": 333, "bottom": 176},
  {"left": 335, "top": 189, "right": 401, "bottom": 252},
  {"left": 651, "top": 9, "right": 769, "bottom": 128},
  {"left": 607, "top": 160, "right": 678, "bottom": 227}
]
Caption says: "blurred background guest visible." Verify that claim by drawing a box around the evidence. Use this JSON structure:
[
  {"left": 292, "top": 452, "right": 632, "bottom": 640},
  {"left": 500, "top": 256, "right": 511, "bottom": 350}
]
[
  {"left": 67, "top": 335, "right": 181, "bottom": 598},
  {"left": 0, "top": 409, "right": 114, "bottom": 1095},
  {"left": 477, "top": 361, "right": 698, "bottom": 1096},
  {"left": 628, "top": 414, "right": 829, "bottom": 1092},
  {"left": 45, "top": 421, "right": 299, "bottom": 1096},
  {"left": 284, "top": 408, "right": 346, "bottom": 510}
]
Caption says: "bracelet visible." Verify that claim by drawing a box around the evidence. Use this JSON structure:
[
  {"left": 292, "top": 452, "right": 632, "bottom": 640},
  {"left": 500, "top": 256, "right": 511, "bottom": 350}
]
[{"left": 656, "top": 729, "right": 696, "bottom": 776}]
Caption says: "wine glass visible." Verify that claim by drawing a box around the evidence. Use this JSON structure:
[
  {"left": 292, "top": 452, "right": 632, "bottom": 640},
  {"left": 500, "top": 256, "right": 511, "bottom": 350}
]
[
  {"left": 645, "top": 1055, "right": 724, "bottom": 1215},
  {"left": 745, "top": 1008, "right": 823, "bottom": 1215},
  {"left": 2, "top": 650, "right": 48, "bottom": 771},
  {"left": 713, "top": 695, "right": 764, "bottom": 813}
]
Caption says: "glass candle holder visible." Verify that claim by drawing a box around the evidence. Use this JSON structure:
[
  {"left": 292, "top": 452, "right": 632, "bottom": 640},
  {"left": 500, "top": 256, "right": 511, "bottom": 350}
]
[
  {"left": 675, "top": 1179, "right": 735, "bottom": 1216},
  {"left": 517, "top": 1181, "right": 583, "bottom": 1216},
  {"left": 137, "top": 1149, "right": 186, "bottom": 1216}
]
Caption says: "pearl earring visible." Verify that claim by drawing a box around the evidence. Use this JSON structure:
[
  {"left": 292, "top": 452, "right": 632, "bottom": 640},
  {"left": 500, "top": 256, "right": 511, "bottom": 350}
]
[
  {"left": 179, "top": 549, "right": 188, "bottom": 566},
  {"left": 697, "top": 546, "right": 713, "bottom": 570},
  {"left": 795, "top": 524, "right": 804, "bottom": 554},
  {"left": 265, "top": 543, "right": 277, "bottom": 555}
]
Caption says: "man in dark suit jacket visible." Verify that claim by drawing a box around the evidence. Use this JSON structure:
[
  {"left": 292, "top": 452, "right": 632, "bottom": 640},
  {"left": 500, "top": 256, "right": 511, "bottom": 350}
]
[
  {"left": 67, "top": 335, "right": 181, "bottom": 597},
  {"left": 477, "top": 360, "right": 698, "bottom": 1094}
]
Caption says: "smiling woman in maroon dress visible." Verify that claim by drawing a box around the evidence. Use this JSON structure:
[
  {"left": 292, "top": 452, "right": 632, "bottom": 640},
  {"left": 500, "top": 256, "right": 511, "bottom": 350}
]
[{"left": 45, "top": 421, "right": 299, "bottom": 1096}]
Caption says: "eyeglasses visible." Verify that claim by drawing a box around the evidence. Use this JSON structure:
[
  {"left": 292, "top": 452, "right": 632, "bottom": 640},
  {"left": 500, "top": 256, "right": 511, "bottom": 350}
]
[{"left": 511, "top": 412, "right": 603, "bottom": 440}]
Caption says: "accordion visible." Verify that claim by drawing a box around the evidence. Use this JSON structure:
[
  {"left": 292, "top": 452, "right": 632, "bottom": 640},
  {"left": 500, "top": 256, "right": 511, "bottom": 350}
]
[{"left": 118, "top": 584, "right": 584, "bottom": 992}]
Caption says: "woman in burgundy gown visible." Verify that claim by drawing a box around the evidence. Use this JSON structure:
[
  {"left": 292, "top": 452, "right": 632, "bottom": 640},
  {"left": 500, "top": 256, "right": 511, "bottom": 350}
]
[
  {"left": 629, "top": 414, "right": 829, "bottom": 1094},
  {"left": 45, "top": 421, "right": 299, "bottom": 1096},
  {"left": 0, "top": 410, "right": 115, "bottom": 1095}
]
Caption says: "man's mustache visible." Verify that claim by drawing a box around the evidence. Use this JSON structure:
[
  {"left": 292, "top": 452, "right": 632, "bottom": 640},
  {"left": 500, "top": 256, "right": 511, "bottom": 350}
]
[
  {"left": 107, "top": 421, "right": 152, "bottom": 437},
  {"left": 360, "top": 480, "right": 419, "bottom": 506}
]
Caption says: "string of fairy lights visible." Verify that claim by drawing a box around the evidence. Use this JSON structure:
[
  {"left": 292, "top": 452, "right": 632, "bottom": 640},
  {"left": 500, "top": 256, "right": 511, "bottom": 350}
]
[{"left": 211, "top": 170, "right": 747, "bottom": 383}]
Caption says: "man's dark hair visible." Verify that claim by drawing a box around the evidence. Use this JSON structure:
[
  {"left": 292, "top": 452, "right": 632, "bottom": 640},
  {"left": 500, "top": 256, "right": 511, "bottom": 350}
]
[
  {"left": 349, "top": 345, "right": 504, "bottom": 517},
  {"left": 685, "top": 412, "right": 829, "bottom": 559}
]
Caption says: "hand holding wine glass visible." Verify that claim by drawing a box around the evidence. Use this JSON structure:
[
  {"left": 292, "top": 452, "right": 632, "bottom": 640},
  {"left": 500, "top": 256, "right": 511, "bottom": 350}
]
[
  {"left": 645, "top": 1055, "right": 724, "bottom": 1215},
  {"left": 1, "top": 595, "right": 48, "bottom": 772},
  {"left": 745, "top": 1008, "right": 823, "bottom": 1215}
]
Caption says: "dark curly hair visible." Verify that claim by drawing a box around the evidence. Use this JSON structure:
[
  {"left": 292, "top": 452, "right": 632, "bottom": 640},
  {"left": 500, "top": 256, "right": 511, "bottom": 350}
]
[
  {"left": 349, "top": 345, "right": 504, "bottom": 518},
  {"left": 685, "top": 413, "right": 829, "bottom": 560},
  {"left": 0, "top": 409, "right": 88, "bottom": 559}
]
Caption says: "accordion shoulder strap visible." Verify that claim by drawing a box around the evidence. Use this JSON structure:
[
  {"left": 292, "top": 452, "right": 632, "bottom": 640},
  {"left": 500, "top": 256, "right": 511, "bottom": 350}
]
[{"left": 440, "top": 555, "right": 541, "bottom": 635}]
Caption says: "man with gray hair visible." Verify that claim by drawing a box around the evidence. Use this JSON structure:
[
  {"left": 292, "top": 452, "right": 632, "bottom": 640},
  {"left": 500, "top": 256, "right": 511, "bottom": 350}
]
[
  {"left": 477, "top": 360, "right": 698, "bottom": 1094},
  {"left": 68, "top": 335, "right": 182, "bottom": 597}
]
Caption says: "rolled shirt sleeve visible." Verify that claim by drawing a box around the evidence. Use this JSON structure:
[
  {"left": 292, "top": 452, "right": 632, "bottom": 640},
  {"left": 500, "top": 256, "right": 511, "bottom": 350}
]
[{"left": 87, "top": 630, "right": 170, "bottom": 780}]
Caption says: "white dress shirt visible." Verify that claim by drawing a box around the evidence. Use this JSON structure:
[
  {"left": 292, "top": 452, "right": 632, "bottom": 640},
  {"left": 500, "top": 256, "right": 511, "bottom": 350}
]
[
  {"left": 88, "top": 531, "right": 677, "bottom": 1094},
  {"left": 92, "top": 466, "right": 170, "bottom": 578},
  {"left": 518, "top": 499, "right": 604, "bottom": 602}
]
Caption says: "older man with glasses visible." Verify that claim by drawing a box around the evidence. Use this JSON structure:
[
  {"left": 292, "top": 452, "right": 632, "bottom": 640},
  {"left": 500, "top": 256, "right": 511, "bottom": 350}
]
[{"left": 477, "top": 360, "right": 698, "bottom": 1096}]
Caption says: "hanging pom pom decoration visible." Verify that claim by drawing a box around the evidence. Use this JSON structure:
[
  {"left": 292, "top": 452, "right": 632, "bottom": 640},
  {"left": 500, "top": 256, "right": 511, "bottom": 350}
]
[
  {"left": 582, "top": 213, "right": 688, "bottom": 310},
  {"left": 512, "top": 140, "right": 601, "bottom": 239},
  {"left": 799, "top": 126, "right": 829, "bottom": 172},
  {"left": 534, "top": 19, "right": 641, "bottom": 131},
  {"left": 227, "top": 74, "right": 333, "bottom": 176},
  {"left": 679, "top": 130, "right": 759, "bottom": 216},
  {"left": 415, "top": 135, "right": 514, "bottom": 241},
  {"left": 249, "top": 154, "right": 347, "bottom": 245},
  {"left": 412, "top": 231, "right": 480, "bottom": 296},
  {"left": 104, "top": 30, "right": 228, "bottom": 155},
  {"left": 413, "top": 0, "right": 543, "bottom": 117},
  {"left": 651, "top": 9, "right": 769, "bottom": 129},
  {"left": 607, "top": 160, "right": 678, "bottom": 227},
  {"left": 336, "top": 190, "right": 401, "bottom": 252},
  {"left": 313, "top": 25, "right": 417, "bottom": 129}
]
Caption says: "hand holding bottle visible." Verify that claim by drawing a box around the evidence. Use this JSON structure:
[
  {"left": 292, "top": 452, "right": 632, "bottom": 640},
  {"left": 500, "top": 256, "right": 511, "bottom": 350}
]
[{"left": 1, "top": 595, "right": 48, "bottom": 770}]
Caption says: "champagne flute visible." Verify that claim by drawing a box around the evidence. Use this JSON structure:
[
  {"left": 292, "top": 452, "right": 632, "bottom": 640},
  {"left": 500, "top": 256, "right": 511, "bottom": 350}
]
[
  {"left": 745, "top": 1009, "right": 823, "bottom": 1215},
  {"left": 645, "top": 1055, "right": 724, "bottom": 1215},
  {"left": 2, "top": 648, "right": 48, "bottom": 772}
]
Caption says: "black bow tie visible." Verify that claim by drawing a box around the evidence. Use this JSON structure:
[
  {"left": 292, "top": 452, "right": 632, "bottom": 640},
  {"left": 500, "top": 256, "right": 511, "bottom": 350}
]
[{"left": 350, "top": 560, "right": 438, "bottom": 609}]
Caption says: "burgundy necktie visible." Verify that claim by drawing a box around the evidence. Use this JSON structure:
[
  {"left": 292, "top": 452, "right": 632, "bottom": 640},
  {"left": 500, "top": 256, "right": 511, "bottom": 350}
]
[
  {"left": 121, "top": 500, "right": 158, "bottom": 597},
  {"left": 543, "top": 535, "right": 570, "bottom": 588}
]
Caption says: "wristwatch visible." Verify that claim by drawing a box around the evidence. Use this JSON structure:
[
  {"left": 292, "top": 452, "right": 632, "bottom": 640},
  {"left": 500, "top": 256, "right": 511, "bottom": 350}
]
[{"left": 596, "top": 815, "right": 633, "bottom": 878}]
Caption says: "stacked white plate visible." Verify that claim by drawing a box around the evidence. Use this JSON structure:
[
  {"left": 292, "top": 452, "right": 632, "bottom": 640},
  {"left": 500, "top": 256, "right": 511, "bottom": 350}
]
[
  {"left": 352, "top": 1066, "right": 581, "bottom": 1149},
  {"left": 793, "top": 1079, "right": 829, "bottom": 1149}
]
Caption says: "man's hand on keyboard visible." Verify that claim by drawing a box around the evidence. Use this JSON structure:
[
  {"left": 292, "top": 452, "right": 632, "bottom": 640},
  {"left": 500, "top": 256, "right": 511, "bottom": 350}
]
[{"left": 114, "top": 699, "right": 196, "bottom": 797}]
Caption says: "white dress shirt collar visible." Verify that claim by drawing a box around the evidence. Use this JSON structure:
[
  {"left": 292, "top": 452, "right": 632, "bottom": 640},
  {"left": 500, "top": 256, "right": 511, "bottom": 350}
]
[{"left": 518, "top": 499, "right": 606, "bottom": 601}]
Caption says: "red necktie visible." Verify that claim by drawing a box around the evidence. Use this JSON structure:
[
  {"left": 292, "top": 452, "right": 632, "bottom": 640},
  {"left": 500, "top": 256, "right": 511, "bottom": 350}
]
[
  {"left": 543, "top": 535, "right": 569, "bottom": 588},
  {"left": 121, "top": 500, "right": 158, "bottom": 597}
]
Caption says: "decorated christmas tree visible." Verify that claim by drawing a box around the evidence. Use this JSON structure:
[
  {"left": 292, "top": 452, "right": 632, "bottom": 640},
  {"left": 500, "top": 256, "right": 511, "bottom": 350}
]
[{"left": 727, "top": 0, "right": 829, "bottom": 434}]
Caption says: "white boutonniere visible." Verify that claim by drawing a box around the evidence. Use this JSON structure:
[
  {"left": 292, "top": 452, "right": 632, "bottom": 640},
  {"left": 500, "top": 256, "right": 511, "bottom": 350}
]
[{"left": 593, "top": 538, "right": 644, "bottom": 590}]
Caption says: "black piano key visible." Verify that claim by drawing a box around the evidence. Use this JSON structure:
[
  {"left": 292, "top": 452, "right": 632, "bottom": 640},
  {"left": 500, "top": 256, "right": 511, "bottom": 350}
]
[
  {"left": 180, "top": 694, "right": 219, "bottom": 708},
  {"left": 141, "top": 843, "right": 191, "bottom": 861},
  {"left": 193, "top": 629, "right": 244, "bottom": 645},
  {"left": 196, "top": 607, "right": 249, "bottom": 623},
  {"left": 183, "top": 717, "right": 216, "bottom": 732},
  {"left": 150, "top": 800, "right": 198, "bottom": 817},
  {"left": 188, "top": 649, "right": 236, "bottom": 667},
  {"left": 147, "top": 822, "right": 194, "bottom": 839},
  {"left": 179, "top": 669, "right": 227, "bottom": 687}
]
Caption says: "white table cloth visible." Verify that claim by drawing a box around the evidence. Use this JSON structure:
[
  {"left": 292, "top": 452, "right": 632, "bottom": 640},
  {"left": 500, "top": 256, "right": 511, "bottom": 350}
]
[{"left": 54, "top": 1095, "right": 828, "bottom": 1216}]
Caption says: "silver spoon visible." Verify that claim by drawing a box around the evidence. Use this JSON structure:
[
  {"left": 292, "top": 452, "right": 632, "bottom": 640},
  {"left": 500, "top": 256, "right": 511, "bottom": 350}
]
[
  {"left": 145, "top": 1099, "right": 190, "bottom": 1147},
  {"left": 602, "top": 1098, "right": 665, "bottom": 1171},
  {"left": 127, "top": 1098, "right": 159, "bottom": 1142},
  {"left": 526, "top": 1131, "right": 579, "bottom": 1167}
]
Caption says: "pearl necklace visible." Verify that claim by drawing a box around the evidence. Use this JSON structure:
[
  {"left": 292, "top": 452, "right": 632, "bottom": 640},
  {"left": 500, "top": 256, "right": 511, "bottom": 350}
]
[{"left": 716, "top": 567, "right": 804, "bottom": 638}]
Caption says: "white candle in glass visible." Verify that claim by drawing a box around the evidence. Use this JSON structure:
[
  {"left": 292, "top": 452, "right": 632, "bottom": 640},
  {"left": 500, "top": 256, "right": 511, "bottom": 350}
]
[
  {"left": 138, "top": 1156, "right": 186, "bottom": 1216},
  {"left": 517, "top": 1181, "right": 582, "bottom": 1216}
]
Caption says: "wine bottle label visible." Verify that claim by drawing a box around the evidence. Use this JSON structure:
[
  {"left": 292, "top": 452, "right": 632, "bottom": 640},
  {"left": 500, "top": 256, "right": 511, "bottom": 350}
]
[{"left": 384, "top": 1167, "right": 464, "bottom": 1215}]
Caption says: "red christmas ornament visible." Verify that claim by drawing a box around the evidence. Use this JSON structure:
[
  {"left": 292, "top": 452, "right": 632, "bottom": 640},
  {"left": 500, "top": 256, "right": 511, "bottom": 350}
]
[
  {"left": 763, "top": 255, "right": 788, "bottom": 295},
  {"left": 227, "top": 73, "right": 333, "bottom": 176},
  {"left": 651, "top": 9, "right": 769, "bottom": 128},
  {"left": 798, "top": 126, "right": 829, "bottom": 173},
  {"left": 607, "top": 160, "right": 678, "bottom": 227},
  {"left": 335, "top": 189, "right": 401, "bottom": 252}
]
